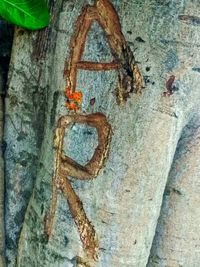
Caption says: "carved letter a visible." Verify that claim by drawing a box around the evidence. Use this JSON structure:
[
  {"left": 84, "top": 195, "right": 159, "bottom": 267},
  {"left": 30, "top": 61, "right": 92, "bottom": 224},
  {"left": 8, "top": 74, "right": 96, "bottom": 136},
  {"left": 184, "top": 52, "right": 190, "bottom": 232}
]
[{"left": 64, "top": 0, "right": 144, "bottom": 104}]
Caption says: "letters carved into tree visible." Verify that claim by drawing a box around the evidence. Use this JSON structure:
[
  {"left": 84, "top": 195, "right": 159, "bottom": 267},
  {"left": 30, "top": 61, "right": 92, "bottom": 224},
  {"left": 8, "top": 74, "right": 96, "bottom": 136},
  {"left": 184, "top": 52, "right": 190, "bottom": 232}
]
[
  {"left": 65, "top": 0, "right": 144, "bottom": 105},
  {"left": 44, "top": 0, "right": 143, "bottom": 263},
  {"left": 44, "top": 113, "right": 112, "bottom": 261}
]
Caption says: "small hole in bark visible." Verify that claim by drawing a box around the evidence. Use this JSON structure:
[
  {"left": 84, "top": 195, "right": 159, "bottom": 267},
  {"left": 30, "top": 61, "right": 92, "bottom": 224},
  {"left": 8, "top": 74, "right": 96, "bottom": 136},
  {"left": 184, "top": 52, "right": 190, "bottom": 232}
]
[
  {"left": 135, "top": 36, "right": 145, "bottom": 43},
  {"left": 90, "top": 97, "right": 96, "bottom": 106}
]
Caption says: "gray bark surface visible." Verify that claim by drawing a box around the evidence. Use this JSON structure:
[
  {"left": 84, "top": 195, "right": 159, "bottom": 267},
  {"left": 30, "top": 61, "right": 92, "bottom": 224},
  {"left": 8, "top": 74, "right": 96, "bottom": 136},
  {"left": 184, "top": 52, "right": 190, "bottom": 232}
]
[
  {"left": 0, "top": 62, "right": 6, "bottom": 267},
  {"left": 3, "top": 1, "right": 200, "bottom": 267},
  {"left": 148, "top": 114, "right": 200, "bottom": 267},
  {"left": 0, "top": 20, "right": 13, "bottom": 267}
]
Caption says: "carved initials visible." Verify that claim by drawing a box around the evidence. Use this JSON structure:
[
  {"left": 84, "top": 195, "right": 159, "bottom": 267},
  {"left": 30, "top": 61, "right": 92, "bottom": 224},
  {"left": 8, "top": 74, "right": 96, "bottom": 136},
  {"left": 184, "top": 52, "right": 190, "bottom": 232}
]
[
  {"left": 45, "top": 0, "right": 143, "bottom": 263},
  {"left": 45, "top": 113, "right": 112, "bottom": 261},
  {"left": 64, "top": 0, "right": 144, "bottom": 104}
]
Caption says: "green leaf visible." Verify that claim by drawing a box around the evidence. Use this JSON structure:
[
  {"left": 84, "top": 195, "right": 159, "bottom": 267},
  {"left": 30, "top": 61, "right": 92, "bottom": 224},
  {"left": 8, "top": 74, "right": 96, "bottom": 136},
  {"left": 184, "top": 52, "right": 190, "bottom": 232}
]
[{"left": 0, "top": 0, "right": 50, "bottom": 30}]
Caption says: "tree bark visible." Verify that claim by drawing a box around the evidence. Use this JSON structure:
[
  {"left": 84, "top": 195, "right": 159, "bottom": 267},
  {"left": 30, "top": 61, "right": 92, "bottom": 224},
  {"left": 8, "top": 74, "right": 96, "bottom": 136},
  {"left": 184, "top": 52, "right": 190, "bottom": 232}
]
[
  {"left": 3, "top": 1, "right": 200, "bottom": 267},
  {"left": 0, "top": 20, "right": 13, "bottom": 267},
  {"left": 148, "top": 114, "right": 200, "bottom": 267},
  {"left": 0, "top": 61, "right": 6, "bottom": 267}
]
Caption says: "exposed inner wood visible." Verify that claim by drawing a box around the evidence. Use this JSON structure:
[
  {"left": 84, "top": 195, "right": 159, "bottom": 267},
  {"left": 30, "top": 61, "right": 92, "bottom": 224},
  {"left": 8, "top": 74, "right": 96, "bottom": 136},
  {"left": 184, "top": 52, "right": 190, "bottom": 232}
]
[
  {"left": 64, "top": 0, "right": 144, "bottom": 104},
  {"left": 76, "top": 61, "right": 119, "bottom": 71},
  {"left": 45, "top": 0, "right": 143, "bottom": 262},
  {"left": 44, "top": 113, "right": 112, "bottom": 260}
]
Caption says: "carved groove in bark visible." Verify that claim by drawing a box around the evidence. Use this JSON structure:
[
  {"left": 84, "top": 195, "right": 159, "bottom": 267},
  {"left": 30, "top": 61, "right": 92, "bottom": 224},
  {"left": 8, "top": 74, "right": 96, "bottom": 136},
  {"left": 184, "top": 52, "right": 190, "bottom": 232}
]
[
  {"left": 64, "top": 0, "right": 144, "bottom": 105},
  {"left": 44, "top": 113, "right": 112, "bottom": 261}
]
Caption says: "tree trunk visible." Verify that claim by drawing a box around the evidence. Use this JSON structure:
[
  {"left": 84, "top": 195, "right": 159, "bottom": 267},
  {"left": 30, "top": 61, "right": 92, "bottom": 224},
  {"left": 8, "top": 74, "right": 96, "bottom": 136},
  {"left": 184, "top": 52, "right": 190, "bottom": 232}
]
[
  {"left": 3, "top": 1, "right": 200, "bottom": 267},
  {"left": 0, "top": 58, "right": 6, "bottom": 267},
  {"left": 0, "top": 20, "right": 13, "bottom": 267},
  {"left": 148, "top": 115, "right": 200, "bottom": 267}
]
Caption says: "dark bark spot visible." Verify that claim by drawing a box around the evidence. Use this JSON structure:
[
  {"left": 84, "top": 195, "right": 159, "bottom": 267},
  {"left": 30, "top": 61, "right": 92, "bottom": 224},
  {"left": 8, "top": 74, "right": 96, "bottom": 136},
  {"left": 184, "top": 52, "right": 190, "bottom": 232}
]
[
  {"left": 14, "top": 208, "right": 26, "bottom": 226},
  {"left": 1, "top": 140, "right": 7, "bottom": 154},
  {"left": 135, "top": 36, "right": 145, "bottom": 43},
  {"left": 144, "top": 75, "right": 155, "bottom": 85},
  {"left": 166, "top": 75, "right": 175, "bottom": 91},
  {"left": 64, "top": 236, "right": 69, "bottom": 246},
  {"left": 41, "top": 204, "right": 44, "bottom": 215},
  {"left": 179, "top": 15, "right": 200, "bottom": 26},
  {"left": 50, "top": 91, "right": 59, "bottom": 127},
  {"left": 9, "top": 95, "right": 18, "bottom": 108},
  {"left": 192, "top": 67, "right": 200, "bottom": 73},
  {"left": 90, "top": 98, "right": 96, "bottom": 106},
  {"left": 5, "top": 236, "right": 15, "bottom": 250},
  {"left": 163, "top": 75, "right": 179, "bottom": 96},
  {"left": 172, "top": 188, "right": 182, "bottom": 196},
  {"left": 83, "top": 130, "right": 93, "bottom": 135},
  {"left": 17, "top": 29, "right": 25, "bottom": 36},
  {"left": 165, "top": 189, "right": 170, "bottom": 196},
  {"left": 16, "top": 131, "right": 28, "bottom": 142}
]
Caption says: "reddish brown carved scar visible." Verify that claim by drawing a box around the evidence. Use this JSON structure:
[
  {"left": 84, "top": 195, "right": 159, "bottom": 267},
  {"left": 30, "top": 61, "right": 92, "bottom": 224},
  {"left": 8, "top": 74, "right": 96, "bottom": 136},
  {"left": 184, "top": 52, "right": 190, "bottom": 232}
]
[
  {"left": 76, "top": 61, "right": 119, "bottom": 71},
  {"left": 64, "top": 0, "right": 144, "bottom": 104},
  {"left": 44, "top": 113, "right": 112, "bottom": 260},
  {"left": 164, "top": 75, "right": 175, "bottom": 96}
]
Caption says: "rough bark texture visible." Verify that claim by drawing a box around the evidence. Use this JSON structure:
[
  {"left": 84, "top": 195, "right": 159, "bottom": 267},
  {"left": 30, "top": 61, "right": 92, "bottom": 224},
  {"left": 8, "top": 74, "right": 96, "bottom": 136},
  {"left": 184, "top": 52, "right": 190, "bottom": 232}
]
[
  {"left": 3, "top": 0, "right": 200, "bottom": 267},
  {"left": 0, "top": 59, "right": 6, "bottom": 267},
  {"left": 0, "top": 20, "right": 13, "bottom": 267},
  {"left": 148, "top": 114, "right": 200, "bottom": 267}
]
